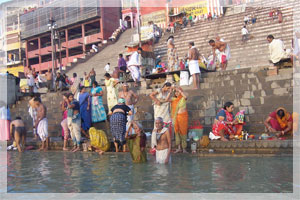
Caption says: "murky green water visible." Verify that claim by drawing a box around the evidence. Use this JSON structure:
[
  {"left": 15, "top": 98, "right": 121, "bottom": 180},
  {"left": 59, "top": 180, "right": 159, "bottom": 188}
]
[{"left": 7, "top": 152, "right": 292, "bottom": 193}]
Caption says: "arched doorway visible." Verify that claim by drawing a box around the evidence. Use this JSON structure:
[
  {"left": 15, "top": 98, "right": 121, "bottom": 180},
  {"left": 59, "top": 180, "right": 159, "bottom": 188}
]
[{"left": 124, "top": 16, "right": 132, "bottom": 28}]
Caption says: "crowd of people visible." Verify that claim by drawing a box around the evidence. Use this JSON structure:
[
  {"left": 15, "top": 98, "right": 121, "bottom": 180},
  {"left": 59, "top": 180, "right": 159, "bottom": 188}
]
[{"left": 5, "top": 76, "right": 296, "bottom": 164}]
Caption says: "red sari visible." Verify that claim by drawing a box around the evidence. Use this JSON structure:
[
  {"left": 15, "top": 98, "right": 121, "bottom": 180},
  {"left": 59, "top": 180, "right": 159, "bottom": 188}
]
[{"left": 212, "top": 109, "right": 245, "bottom": 136}]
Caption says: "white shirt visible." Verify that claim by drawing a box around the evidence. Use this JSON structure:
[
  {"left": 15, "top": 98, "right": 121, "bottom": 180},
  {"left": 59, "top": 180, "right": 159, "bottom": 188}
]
[
  {"left": 104, "top": 64, "right": 110, "bottom": 72},
  {"left": 127, "top": 51, "right": 141, "bottom": 67},
  {"left": 244, "top": 16, "right": 249, "bottom": 21},
  {"left": 241, "top": 28, "right": 249, "bottom": 35},
  {"left": 269, "top": 39, "right": 288, "bottom": 63}
]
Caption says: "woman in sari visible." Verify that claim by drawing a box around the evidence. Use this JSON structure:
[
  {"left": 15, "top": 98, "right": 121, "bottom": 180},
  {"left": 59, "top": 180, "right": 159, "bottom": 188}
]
[
  {"left": 125, "top": 121, "right": 147, "bottom": 163},
  {"left": 264, "top": 107, "right": 293, "bottom": 137},
  {"left": 167, "top": 36, "right": 178, "bottom": 71},
  {"left": 104, "top": 73, "right": 119, "bottom": 111},
  {"left": 150, "top": 82, "right": 172, "bottom": 128},
  {"left": 70, "top": 73, "right": 80, "bottom": 101},
  {"left": 212, "top": 102, "right": 245, "bottom": 141},
  {"left": 60, "top": 93, "right": 70, "bottom": 150},
  {"left": 79, "top": 87, "right": 91, "bottom": 138},
  {"left": 90, "top": 81, "right": 107, "bottom": 123},
  {"left": 171, "top": 87, "right": 188, "bottom": 153},
  {"left": 109, "top": 98, "right": 132, "bottom": 152},
  {"left": 0, "top": 101, "right": 11, "bottom": 141}
]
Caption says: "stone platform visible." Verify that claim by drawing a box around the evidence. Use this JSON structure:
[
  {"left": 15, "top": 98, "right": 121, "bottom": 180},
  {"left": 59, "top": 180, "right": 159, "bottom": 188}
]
[{"left": 4, "top": 137, "right": 293, "bottom": 155}]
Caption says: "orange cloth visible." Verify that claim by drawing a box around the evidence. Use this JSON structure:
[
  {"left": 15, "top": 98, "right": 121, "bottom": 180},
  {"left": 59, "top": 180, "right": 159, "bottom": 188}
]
[
  {"left": 171, "top": 95, "right": 188, "bottom": 135},
  {"left": 276, "top": 107, "right": 291, "bottom": 129},
  {"left": 174, "top": 112, "right": 188, "bottom": 135}
]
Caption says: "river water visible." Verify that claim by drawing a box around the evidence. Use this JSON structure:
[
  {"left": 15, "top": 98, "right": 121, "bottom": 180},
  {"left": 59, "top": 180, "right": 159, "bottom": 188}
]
[{"left": 7, "top": 152, "right": 293, "bottom": 193}]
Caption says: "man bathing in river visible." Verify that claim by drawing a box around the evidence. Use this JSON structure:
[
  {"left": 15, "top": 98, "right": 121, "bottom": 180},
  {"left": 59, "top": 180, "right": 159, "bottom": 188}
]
[
  {"left": 10, "top": 117, "right": 26, "bottom": 152},
  {"left": 118, "top": 83, "right": 139, "bottom": 123},
  {"left": 151, "top": 117, "right": 171, "bottom": 164},
  {"left": 33, "top": 97, "right": 49, "bottom": 151}
]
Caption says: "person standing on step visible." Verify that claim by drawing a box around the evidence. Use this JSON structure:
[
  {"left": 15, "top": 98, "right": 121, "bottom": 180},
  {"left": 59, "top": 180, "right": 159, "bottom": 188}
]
[
  {"left": 45, "top": 68, "right": 53, "bottom": 92},
  {"left": 171, "top": 87, "right": 188, "bottom": 153},
  {"left": 209, "top": 39, "right": 231, "bottom": 70},
  {"left": 79, "top": 86, "right": 92, "bottom": 138},
  {"left": 60, "top": 93, "right": 70, "bottom": 151},
  {"left": 188, "top": 41, "right": 201, "bottom": 89},
  {"left": 104, "top": 73, "right": 119, "bottom": 111},
  {"left": 118, "top": 54, "right": 127, "bottom": 81},
  {"left": 65, "top": 93, "right": 81, "bottom": 152},
  {"left": 89, "top": 68, "right": 96, "bottom": 87},
  {"left": 241, "top": 26, "right": 249, "bottom": 42},
  {"left": 127, "top": 48, "right": 142, "bottom": 87},
  {"left": 33, "top": 97, "right": 49, "bottom": 151},
  {"left": 105, "top": 63, "right": 110, "bottom": 73},
  {"left": 150, "top": 82, "right": 173, "bottom": 133},
  {"left": 167, "top": 36, "right": 179, "bottom": 72},
  {"left": 118, "top": 83, "right": 138, "bottom": 123},
  {"left": 90, "top": 81, "right": 107, "bottom": 123}
]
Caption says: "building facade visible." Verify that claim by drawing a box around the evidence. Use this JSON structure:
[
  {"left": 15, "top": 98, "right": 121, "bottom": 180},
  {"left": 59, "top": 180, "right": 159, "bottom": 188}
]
[
  {"left": 21, "top": 0, "right": 121, "bottom": 73},
  {"left": 0, "top": 0, "right": 38, "bottom": 76}
]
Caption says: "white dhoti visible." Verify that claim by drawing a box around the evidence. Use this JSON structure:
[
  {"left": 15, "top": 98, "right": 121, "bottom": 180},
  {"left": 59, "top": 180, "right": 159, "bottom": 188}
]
[
  {"left": 128, "top": 66, "right": 141, "bottom": 82},
  {"left": 127, "top": 105, "right": 135, "bottom": 122},
  {"left": 37, "top": 118, "right": 48, "bottom": 141},
  {"left": 188, "top": 60, "right": 200, "bottom": 75},
  {"left": 156, "top": 149, "right": 171, "bottom": 164},
  {"left": 27, "top": 75, "right": 35, "bottom": 87},
  {"left": 217, "top": 45, "right": 231, "bottom": 63}
]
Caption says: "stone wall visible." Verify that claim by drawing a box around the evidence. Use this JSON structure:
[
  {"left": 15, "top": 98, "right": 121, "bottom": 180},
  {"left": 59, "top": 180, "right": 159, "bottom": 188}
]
[
  {"left": 10, "top": 67, "right": 293, "bottom": 138},
  {"left": 0, "top": 74, "right": 18, "bottom": 106}
]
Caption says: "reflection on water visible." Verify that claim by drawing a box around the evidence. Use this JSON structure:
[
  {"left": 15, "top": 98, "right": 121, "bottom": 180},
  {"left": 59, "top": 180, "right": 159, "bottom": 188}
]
[{"left": 7, "top": 152, "right": 293, "bottom": 193}]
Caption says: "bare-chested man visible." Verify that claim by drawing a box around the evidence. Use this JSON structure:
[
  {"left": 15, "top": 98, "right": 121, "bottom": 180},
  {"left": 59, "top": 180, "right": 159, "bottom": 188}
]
[
  {"left": 45, "top": 68, "right": 53, "bottom": 91},
  {"left": 10, "top": 117, "right": 26, "bottom": 152},
  {"left": 151, "top": 117, "right": 171, "bottom": 164},
  {"left": 209, "top": 39, "right": 231, "bottom": 70},
  {"left": 118, "top": 83, "right": 139, "bottom": 122},
  {"left": 33, "top": 97, "right": 49, "bottom": 151},
  {"left": 188, "top": 41, "right": 200, "bottom": 90}
]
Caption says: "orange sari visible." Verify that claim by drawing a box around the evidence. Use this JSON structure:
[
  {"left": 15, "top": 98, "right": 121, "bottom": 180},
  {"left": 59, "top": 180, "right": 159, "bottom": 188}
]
[
  {"left": 171, "top": 95, "right": 188, "bottom": 135},
  {"left": 276, "top": 107, "right": 291, "bottom": 130}
]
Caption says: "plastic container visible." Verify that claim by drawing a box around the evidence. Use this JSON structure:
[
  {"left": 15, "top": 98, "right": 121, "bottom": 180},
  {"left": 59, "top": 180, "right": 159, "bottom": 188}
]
[{"left": 191, "top": 143, "right": 197, "bottom": 152}]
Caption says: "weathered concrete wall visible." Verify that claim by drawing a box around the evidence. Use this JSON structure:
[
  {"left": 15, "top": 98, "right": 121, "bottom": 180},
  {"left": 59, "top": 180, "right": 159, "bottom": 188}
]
[
  {"left": 0, "top": 74, "right": 18, "bottom": 106},
  {"left": 10, "top": 67, "right": 293, "bottom": 138}
]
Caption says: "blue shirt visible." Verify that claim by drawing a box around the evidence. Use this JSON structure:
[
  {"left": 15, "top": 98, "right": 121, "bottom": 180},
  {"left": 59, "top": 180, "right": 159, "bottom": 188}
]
[{"left": 67, "top": 100, "right": 80, "bottom": 117}]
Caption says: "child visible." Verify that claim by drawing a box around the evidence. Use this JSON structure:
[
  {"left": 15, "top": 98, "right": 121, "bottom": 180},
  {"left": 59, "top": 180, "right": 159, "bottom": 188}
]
[
  {"left": 179, "top": 59, "right": 185, "bottom": 70},
  {"left": 65, "top": 93, "right": 81, "bottom": 152},
  {"left": 156, "top": 61, "right": 164, "bottom": 73}
]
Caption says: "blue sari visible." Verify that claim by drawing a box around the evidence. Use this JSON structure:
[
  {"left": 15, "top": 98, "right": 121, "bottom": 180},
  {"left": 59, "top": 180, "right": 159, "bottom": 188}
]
[
  {"left": 79, "top": 92, "right": 92, "bottom": 131},
  {"left": 91, "top": 86, "right": 107, "bottom": 123}
]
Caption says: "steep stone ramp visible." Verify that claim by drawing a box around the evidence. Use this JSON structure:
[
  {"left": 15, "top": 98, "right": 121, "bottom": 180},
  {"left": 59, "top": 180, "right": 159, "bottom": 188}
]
[{"left": 67, "top": 28, "right": 135, "bottom": 81}]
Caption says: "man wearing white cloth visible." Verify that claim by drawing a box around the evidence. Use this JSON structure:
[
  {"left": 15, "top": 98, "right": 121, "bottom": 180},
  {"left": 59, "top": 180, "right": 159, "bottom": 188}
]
[
  {"left": 151, "top": 117, "right": 171, "bottom": 164},
  {"left": 188, "top": 42, "right": 200, "bottom": 90},
  {"left": 127, "top": 47, "right": 143, "bottom": 87},
  {"left": 267, "top": 35, "right": 291, "bottom": 66},
  {"left": 209, "top": 39, "right": 231, "bottom": 70},
  {"left": 33, "top": 97, "right": 49, "bottom": 151}
]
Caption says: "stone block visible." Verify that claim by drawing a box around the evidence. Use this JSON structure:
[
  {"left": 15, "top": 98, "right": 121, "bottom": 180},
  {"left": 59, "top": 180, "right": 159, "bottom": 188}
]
[
  {"left": 205, "top": 108, "right": 216, "bottom": 117},
  {"left": 243, "top": 91, "right": 251, "bottom": 99},
  {"left": 204, "top": 117, "right": 211, "bottom": 125},
  {"left": 273, "top": 88, "right": 288, "bottom": 96},
  {"left": 267, "top": 68, "right": 278, "bottom": 76},
  {"left": 240, "top": 99, "right": 251, "bottom": 106},
  {"left": 271, "top": 82, "right": 280, "bottom": 89}
]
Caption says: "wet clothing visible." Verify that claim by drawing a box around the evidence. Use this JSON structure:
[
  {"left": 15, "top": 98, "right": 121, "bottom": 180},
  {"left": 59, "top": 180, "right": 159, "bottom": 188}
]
[{"left": 127, "top": 133, "right": 147, "bottom": 163}]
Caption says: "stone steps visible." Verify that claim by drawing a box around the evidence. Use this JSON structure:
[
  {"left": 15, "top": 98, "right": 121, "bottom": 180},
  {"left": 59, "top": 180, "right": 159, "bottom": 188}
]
[{"left": 153, "top": 1, "right": 297, "bottom": 69}]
